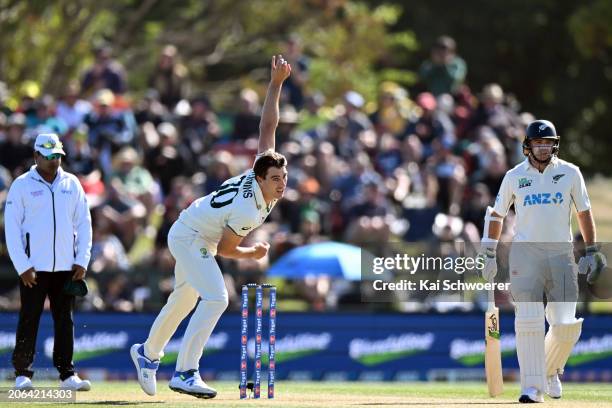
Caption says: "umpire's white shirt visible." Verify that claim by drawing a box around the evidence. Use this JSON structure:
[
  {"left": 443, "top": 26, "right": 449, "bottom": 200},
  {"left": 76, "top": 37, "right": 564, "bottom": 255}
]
[
  {"left": 4, "top": 166, "right": 92, "bottom": 275},
  {"left": 493, "top": 157, "right": 591, "bottom": 242}
]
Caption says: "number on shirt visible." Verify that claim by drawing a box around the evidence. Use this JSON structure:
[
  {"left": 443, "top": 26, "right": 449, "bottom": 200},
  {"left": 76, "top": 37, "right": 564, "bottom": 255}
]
[{"left": 210, "top": 175, "right": 246, "bottom": 208}]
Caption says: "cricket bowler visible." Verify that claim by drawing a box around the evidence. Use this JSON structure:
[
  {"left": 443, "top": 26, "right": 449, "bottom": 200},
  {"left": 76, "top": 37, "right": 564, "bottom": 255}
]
[
  {"left": 130, "top": 55, "right": 291, "bottom": 398},
  {"left": 479, "top": 119, "right": 607, "bottom": 402}
]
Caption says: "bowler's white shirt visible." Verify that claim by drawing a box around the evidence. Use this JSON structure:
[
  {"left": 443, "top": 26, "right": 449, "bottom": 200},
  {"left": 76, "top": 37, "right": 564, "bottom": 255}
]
[
  {"left": 493, "top": 157, "right": 590, "bottom": 242},
  {"left": 177, "top": 169, "right": 276, "bottom": 255}
]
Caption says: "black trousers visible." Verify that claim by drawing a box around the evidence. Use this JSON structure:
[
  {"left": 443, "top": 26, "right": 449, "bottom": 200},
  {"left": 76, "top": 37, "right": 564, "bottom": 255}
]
[{"left": 13, "top": 271, "right": 75, "bottom": 380}]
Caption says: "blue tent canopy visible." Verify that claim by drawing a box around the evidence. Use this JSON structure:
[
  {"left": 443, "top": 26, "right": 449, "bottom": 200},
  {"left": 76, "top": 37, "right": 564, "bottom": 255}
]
[{"left": 268, "top": 241, "right": 377, "bottom": 281}]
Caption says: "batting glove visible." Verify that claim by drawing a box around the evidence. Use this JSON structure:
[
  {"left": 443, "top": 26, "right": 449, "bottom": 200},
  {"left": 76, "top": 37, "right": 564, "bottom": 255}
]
[
  {"left": 478, "top": 247, "right": 497, "bottom": 281},
  {"left": 477, "top": 238, "right": 498, "bottom": 280},
  {"left": 578, "top": 245, "right": 607, "bottom": 284}
]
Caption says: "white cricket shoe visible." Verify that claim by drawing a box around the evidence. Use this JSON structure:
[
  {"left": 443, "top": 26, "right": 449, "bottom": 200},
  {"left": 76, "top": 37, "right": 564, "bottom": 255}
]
[
  {"left": 547, "top": 374, "right": 562, "bottom": 399},
  {"left": 15, "top": 376, "right": 33, "bottom": 390},
  {"left": 168, "top": 370, "right": 217, "bottom": 399},
  {"left": 60, "top": 374, "right": 91, "bottom": 391},
  {"left": 519, "top": 386, "right": 544, "bottom": 403},
  {"left": 130, "top": 343, "right": 159, "bottom": 396}
]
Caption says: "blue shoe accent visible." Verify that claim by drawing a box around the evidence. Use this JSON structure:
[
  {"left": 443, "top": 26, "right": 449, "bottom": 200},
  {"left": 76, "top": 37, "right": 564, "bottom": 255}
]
[
  {"left": 173, "top": 370, "right": 197, "bottom": 386},
  {"left": 137, "top": 345, "right": 159, "bottom": 370},
  {"left": 168, "top": 369, "right": 216, "bottom": 399}
]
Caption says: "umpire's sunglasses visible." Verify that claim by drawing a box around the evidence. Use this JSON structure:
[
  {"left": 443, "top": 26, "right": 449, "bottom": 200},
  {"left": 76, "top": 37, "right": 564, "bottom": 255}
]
[{"left": 38, "top": 152, "right": 63, "bottom": 160}]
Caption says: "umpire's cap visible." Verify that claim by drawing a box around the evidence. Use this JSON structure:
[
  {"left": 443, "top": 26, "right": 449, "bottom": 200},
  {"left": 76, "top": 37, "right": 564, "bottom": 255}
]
[{"left": 64, "top": 279, "right": 89, "bottom": 297}]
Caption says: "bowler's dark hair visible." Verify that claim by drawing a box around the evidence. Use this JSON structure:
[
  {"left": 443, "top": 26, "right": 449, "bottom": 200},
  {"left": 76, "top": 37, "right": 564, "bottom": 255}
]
[{"left": 253, "top": 149, "right": 287, "bottom": 179}]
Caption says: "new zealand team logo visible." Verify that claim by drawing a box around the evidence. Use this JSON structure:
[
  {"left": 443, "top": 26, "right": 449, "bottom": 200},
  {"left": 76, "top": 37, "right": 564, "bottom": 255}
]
[
  {"left": 518, "top": 177, "right": 532, "bottom": 189},
  {"left": 552, "top": 174, "right": 565, "bottom": 183}
]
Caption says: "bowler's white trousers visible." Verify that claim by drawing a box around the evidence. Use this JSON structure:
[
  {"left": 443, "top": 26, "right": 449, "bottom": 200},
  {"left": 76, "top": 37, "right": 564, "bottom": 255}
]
[{"left": 143, "top": 221, "right": 228, "bottom": 371}]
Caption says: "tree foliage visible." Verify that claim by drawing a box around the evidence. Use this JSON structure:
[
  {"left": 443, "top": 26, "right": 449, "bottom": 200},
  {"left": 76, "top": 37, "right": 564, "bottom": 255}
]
[
  {"left": 1, "top": 0, "right": 610, "bottom": 173},
  {"left": 0, "top": 0, "right": 414, "bottom": 106}
]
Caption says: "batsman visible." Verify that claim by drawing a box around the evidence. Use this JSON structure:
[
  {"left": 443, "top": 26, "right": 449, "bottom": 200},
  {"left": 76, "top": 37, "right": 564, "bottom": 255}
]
[{"left": 480, "top": 119, "right": 607, "bottom": 403}]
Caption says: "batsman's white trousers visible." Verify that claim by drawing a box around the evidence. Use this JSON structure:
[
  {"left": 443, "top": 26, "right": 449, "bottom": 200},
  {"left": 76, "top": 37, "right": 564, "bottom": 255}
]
[
  {"left": 509, "top": 243, "right": 578, "bottom": 325},
  {"left": 143, "top": 221, "right": 229, "bottom": 371},
  {"left": 509, "top": 243, "right": 579, "bottom": 392}
]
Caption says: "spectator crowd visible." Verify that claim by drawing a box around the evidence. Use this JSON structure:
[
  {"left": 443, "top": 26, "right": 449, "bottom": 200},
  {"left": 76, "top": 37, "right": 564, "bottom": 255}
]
[{"left": 0, "top": 37, "right": 532, "bottom": 312}]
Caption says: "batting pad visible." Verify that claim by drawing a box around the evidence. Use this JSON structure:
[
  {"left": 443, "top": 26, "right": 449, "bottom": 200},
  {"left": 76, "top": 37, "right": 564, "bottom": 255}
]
[
  {"left": 515, "top": 303, "right": 546, "bottom": 392},
  {"left": 545, "top": 318, "right": 583, "bottom": 376}
]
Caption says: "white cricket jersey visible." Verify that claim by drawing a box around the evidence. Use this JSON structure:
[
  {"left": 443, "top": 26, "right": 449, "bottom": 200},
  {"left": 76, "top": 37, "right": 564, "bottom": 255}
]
[
  {"left": 177, "top": 169, "right": 276, "bottom": 255},
  {"left": 493, "top": 157, "right": 590, "bottom": 242}
]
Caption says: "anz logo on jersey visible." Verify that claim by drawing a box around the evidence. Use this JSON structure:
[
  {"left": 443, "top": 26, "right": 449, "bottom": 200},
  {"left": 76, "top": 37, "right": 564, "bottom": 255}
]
[{"left": 523, "top": 192, "right": 564, "bottom": 206}]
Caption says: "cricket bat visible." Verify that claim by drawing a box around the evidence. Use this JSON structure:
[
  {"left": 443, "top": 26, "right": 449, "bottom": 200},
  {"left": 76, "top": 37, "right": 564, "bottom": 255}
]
[{"left": 485, "top": 287, "right": 503, "bottom": 397}]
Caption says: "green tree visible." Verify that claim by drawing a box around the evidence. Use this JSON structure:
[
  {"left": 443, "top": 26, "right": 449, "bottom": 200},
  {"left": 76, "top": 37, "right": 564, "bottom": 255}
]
[{"left": 0, "top": 0, "right": 415, "bottom": 109}]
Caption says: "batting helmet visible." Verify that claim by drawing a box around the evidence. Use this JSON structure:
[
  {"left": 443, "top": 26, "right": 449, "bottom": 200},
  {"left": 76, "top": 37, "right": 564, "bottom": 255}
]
[{"left": 522, "top": 119, "right": 560, "bottom": 157}]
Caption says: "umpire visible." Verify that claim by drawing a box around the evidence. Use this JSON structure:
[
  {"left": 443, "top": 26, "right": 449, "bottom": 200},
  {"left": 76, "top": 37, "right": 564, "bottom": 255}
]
[{"left": 4, "top": 133, "right": 93, "bottom": 391}]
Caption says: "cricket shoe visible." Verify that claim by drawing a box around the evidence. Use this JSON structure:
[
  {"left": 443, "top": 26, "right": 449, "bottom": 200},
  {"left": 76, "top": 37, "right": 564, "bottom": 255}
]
[
  {"left": 130, "top": 343, "right": 159, "bottom": 396},
  {"left": 169, "top": 370, "right": 217, "bottom": 399},
  {"left": 546, "top": 374, "right": 562, "bottom": 399},
  {"left": 60, "top": 374, "right": 91, "bottom": 391},
  {"left": 519, "top": 387, "right": 544, "bottom": 403},
  {"left": 15, "top": 376, "right": 33, "bottom": 390}
]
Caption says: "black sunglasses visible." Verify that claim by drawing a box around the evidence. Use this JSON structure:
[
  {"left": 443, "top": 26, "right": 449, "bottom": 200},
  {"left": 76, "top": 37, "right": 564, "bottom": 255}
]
[{"left": 38, "top": 152, "right": 63, "bottom": 161}]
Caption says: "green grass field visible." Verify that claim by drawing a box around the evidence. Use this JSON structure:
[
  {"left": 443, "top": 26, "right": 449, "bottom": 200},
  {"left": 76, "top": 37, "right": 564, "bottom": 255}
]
[{"left": 1, "top": 381, "right": 611, "bottom": 408}]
